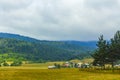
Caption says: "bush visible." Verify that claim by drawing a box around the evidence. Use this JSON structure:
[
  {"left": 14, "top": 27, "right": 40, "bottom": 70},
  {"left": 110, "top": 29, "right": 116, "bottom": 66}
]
[
  {"left": 11, "top": 60, "right": 22, "bottom": 66},
  {"left": 3, "top": 62, "right": 9, "bottom": 66}
]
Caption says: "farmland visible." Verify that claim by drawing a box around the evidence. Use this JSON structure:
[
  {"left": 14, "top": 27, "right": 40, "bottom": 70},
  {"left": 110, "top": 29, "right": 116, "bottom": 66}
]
[{"left": 0, "top": 62, "right": 120, "bottom": 80}]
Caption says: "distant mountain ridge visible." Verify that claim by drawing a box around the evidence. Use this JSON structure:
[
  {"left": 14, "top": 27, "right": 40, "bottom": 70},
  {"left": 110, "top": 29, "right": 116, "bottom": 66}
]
[
  {"left": 0, "top": 33, "right": 40, "bottom": 42},
  {"left": 0, "top": 33, "right": 97, "bottom": 47},
  {"left": 0, "top": 33, "right": 97, "bottom": 61}
]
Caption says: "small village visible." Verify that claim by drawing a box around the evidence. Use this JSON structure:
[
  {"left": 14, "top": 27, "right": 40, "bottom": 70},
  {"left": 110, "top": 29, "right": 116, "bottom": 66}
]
[
  {"left": 48, "top": 60, "right": 120, "bottom": 69},
  {"left": 48, "top": 61, "right": 90, "bottom": 69}
]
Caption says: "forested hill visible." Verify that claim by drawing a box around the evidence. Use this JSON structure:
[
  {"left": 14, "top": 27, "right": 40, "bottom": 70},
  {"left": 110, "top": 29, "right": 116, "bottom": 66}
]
[
  {"left": 0, "top": 33, "right": 97, "bottom": 62},
  {"left": 0, "top": 33, "right": 40, "bottom": 42}
]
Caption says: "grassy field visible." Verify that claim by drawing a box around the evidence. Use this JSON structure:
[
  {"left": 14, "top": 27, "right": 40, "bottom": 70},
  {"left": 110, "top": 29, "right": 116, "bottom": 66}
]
[
  {"left": 21, "top": 61, "right": 64, "bottom": 69},
  {"left": 0, "top": 62, "right": 120, "bottom": 80},
  {"left": 0, "top": 68, "right": 120, "bottom": 80}
]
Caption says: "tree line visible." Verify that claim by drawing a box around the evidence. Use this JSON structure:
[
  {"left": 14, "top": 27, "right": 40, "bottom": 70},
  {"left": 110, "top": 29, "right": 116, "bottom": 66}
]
[{"left": 92, "top": 30, "right": 120, "bottom": 68}]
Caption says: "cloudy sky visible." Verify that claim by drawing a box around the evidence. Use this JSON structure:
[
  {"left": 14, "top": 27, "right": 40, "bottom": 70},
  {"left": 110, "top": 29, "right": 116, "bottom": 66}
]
[{"left": 0, "top": 0, "right": 120, "bottom": 41}]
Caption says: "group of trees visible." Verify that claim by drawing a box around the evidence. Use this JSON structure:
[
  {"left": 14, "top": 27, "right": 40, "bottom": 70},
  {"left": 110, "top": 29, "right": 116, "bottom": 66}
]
[
  {"left": 92, "top": 31, "right": 120, "bottom": 68},
  {"left": 0, "top": 60, "right": 22, "bottom": 66}
]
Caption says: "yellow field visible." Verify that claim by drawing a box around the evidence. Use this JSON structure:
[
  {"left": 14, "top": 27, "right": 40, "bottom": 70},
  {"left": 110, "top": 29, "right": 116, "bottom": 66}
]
[
  {"left": 0, "top": 66, "right": 120, "bottom": 80},
  {"left": 0, "top": 62, "right": 120, "bottom": 80}
]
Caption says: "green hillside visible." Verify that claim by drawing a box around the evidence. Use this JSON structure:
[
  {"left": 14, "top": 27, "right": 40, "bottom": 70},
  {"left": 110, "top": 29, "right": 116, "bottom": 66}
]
[{"left": 0, "top": 33, "right": 96, "bottom": 62}]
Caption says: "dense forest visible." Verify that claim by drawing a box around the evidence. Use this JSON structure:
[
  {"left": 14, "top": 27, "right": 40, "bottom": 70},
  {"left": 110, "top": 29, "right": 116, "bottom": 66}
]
[{"left": 0, "top": 33, "right": 96, "bottom": 62}]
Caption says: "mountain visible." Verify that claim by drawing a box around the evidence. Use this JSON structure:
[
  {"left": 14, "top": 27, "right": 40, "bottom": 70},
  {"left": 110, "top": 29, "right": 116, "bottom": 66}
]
[
  {"left": 0, "top": 33, "right": 40, "bottom": 42},
  {"left": 0, "top": 33, "right": 97, "bottom": 62}
]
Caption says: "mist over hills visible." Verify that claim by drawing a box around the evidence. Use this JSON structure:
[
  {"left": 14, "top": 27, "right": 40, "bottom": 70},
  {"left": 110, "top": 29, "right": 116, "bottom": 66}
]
[{"left": 0, "top": 33, "right": 97, "bottom": 62}]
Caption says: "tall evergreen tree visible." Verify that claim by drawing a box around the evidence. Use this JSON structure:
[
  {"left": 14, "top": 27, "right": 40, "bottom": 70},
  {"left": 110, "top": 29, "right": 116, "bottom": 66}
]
[
  {"left": 108, "top": 30, "right": 120, "bottom": 66},
  {"left": 92, "top": 35, "right": 109, "bottom": 67}
]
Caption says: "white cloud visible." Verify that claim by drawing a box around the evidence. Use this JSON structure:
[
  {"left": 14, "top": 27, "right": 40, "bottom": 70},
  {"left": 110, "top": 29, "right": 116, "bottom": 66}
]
[{"left": 0, "top": 0, "right": 120, "bottom": 41}]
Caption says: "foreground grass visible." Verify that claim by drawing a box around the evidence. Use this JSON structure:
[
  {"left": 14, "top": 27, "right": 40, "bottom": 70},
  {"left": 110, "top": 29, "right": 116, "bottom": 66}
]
[{"left": 0, "top": 68, "right": 120, "bottom": 80}]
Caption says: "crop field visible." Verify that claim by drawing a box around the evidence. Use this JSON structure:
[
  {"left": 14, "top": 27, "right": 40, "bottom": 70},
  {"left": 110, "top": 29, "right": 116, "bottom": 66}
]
[{"left": 0, "top": 62, "right": 120, "bottom": 80}]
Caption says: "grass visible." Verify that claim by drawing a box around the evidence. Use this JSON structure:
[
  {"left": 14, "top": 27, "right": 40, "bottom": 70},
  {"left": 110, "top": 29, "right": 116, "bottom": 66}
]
[
  {"left": 0, "top": 67, "right": 120, "bottom": 80},
  {"left": 0, "top": 62, "right": 120, "bottom": 80},
  {"left": 21, "top": 61, "right": 64, "bottom": 69}
]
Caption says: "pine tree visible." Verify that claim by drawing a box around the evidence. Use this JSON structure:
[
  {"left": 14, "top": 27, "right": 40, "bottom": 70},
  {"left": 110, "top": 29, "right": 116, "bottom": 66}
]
[
  {"left": 108, "top": 30, "right": 120, "bottom": 67},
  {"left": 92, "top": 35, "right": 109, "bottom": 67}
]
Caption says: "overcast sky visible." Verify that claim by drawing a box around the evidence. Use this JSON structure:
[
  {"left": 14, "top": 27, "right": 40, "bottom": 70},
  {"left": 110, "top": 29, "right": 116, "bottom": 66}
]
[{"left": 0, "top": 0, "right": 120, "bottom": 41}]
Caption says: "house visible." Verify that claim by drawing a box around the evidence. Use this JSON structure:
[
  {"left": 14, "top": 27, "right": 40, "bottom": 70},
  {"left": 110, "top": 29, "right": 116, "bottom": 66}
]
[
  {"left": 48, "top": 66, "right": 56, "bottom": 69},
  {"left": 81, "top": 63, "right": 90, "bottom": 68},
  {"left": 62, "top": 62, "right": 71, "bottom": 68},
  {"left": 114, "top": 64, "right": 120, "bottom": 68},
  {"left": 77, "top": 62, "right": 83, "bottom": 68}
]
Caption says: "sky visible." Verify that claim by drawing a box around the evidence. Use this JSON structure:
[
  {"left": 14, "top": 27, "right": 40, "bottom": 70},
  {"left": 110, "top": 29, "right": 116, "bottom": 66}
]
[{"left": 0, "top": 0, "right": 120, "bottom": 41}]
